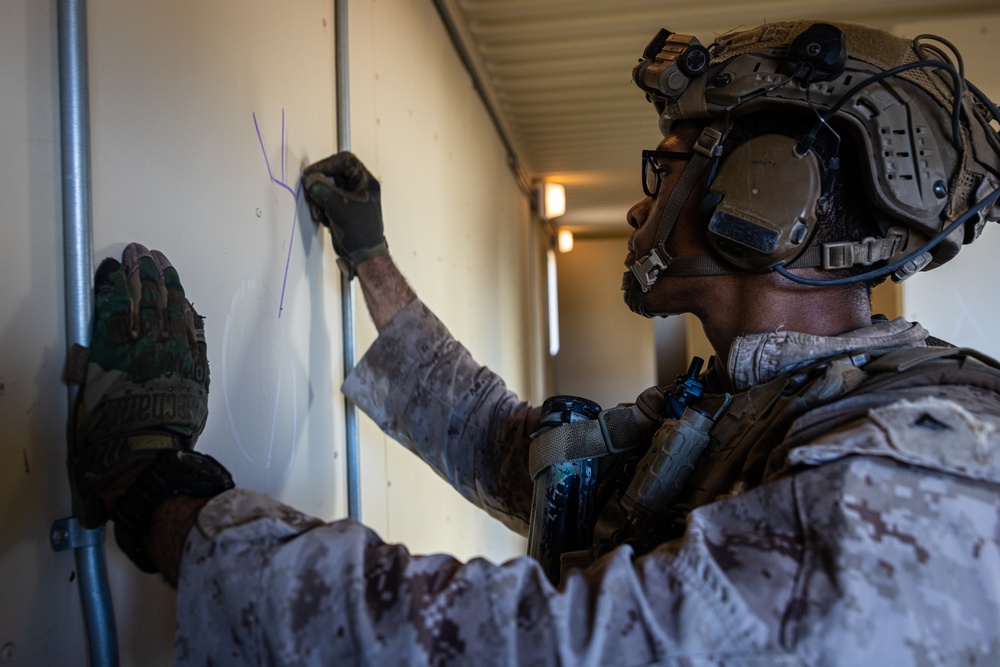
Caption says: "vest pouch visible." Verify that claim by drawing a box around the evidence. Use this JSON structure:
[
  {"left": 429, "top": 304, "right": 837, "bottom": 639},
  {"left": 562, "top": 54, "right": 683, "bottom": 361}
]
[
  {"left": 620, "top": 407, "right": 715, "bottom": 547},
  {"left": 526, "top": 395, "right": 602, "bottom": 584}
]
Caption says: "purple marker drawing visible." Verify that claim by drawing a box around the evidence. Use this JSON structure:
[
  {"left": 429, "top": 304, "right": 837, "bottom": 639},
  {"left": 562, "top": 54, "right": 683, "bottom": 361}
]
[{"left": 253, "top": 109, "right": 301, "bottom": 317}]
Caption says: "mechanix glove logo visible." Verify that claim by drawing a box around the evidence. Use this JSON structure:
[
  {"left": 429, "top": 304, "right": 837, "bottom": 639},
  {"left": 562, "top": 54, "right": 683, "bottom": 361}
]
[{"left": 68, "top": 243, "right": 209, "bottom": 527}]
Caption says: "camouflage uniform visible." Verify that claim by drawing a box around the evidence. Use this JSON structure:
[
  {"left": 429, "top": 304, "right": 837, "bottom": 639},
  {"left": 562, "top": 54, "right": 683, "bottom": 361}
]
[{"left": 175, "top": 299, "right": 1000, "bottom": 665}]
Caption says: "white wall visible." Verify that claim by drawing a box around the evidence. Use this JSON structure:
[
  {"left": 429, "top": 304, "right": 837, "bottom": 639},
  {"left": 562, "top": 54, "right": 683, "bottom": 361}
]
[
  {"left": 1, "top": 2, "right": 87, "bottom": 664},
  {"left": 0, "top": 0, "right": 535, "bottom": 664},
  {"left": 347, "top": 0, "right": 537, "bottom": 561},
  {"left": 893, "top": 13, "right": 1000, "bottom": 358}
]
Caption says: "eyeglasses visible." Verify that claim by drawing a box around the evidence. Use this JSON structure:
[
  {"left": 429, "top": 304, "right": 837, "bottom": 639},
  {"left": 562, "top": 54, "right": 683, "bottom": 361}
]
[{"left": 642, "top": 149, "right": 695, "bottom": 197}]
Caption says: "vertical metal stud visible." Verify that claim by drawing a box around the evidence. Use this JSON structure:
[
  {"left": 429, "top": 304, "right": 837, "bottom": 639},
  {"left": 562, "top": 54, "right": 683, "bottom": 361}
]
[
  {"left": 334, "top": 0, "right": 361, "bottom": 522},
  {"left": 55, "top": 0, "right": 119, "bottom": 664}
]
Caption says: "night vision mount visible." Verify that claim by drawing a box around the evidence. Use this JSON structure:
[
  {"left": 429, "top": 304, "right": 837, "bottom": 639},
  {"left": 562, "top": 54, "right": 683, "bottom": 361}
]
[{"left": 633, "top": 30, "right": 711, "bottom": 101}]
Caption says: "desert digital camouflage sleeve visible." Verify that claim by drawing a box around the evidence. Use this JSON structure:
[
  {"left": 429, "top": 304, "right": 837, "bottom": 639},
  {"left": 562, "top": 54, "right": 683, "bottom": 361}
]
[
  {"left": 342, "top": 298, "right": 541, "bottom": 534},
  {"left": 174, "top": 433, "right": 1000, "bottom": 665}
]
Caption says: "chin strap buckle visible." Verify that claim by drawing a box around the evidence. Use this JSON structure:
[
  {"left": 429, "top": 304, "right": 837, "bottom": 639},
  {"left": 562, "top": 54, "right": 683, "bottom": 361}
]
[
  {"left": 822, "top": 226, "right": 909, "bottom": 270},
  {"left": 631, "top": 246, "right": 671, "bottom": 292}
]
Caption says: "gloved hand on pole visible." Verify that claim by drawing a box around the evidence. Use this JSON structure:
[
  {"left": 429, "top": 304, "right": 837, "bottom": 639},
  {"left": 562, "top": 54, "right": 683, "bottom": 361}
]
[
  {"left": 69, "top": 243, "right": 211, "bottom": 529},
  {"left": 302, "top": 152, "right": 389, "bottom": 279}
]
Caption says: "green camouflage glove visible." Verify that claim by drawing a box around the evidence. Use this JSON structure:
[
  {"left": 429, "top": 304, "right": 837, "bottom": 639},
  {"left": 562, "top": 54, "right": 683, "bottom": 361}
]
[
  {"left": 68, "top": 243, "right": 209, "bottom": 528},
  {"left": 302, "top": 152, "right": 388, "bottom": 278}
]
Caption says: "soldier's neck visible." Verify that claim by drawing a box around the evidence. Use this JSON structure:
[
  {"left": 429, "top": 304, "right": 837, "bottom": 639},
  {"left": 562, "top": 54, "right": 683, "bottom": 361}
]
[{"left": 695, "top": 274, "right": 872, "bottom": 387}]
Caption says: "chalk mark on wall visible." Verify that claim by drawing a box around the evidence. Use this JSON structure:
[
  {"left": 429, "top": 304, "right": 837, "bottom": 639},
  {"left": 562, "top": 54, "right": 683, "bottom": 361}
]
[
  {"left": 253, "top": 109, "right": 303, "bottom": 318},
  {"left": 222, "top": 279, "right": 298, "bottom": 491}
]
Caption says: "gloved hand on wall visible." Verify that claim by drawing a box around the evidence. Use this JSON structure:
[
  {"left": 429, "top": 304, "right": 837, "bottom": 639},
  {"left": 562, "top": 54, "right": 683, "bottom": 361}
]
[
  {"left": 302, "top": 152, "right": 389, "bottom": 279},
  {"left": 68, "top": 243, "right": 211, "bottom": 528}
]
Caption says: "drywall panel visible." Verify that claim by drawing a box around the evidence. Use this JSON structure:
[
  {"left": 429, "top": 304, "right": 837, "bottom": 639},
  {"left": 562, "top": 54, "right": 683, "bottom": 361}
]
[
  {"left": 85, "top": 1, "right": 344, "bottom": 515},
  {"left": 1, "top": 0, "right": 343, "bottom": 663},
  {"left": 347, "top": 0, "right": 535, "bottom": 563},
  {"left": 892, "top": 13, "right": 1000, "bottom": 358},
  {"left": 1, "top": 0, "right": 538, "bottom": 661},
  {"left": 554, "top": 237, "right": 657, "bottom": 410},
  {"left": 0, "top": 2, "right": 88, "bottom": 665}
]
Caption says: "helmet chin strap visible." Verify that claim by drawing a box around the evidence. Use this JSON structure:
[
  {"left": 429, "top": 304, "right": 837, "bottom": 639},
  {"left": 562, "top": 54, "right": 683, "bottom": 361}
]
[
  {"left": 624, "top": 120, "right": 733, "bottom": 317},
  {"left": 622, "top": 270, "right": 651, "bottom": 316}
]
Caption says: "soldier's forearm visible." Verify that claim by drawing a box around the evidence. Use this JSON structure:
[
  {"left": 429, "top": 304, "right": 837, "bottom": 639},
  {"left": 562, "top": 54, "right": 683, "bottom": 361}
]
[
  {"left": 355, "top": 253, "right": 417, "bottom": 332},
  {"left": 102, "top": 468, "right": 207, "bottom": 588},
  {"left": 145, "top": 495, "right": 211, "bottom": 587}
]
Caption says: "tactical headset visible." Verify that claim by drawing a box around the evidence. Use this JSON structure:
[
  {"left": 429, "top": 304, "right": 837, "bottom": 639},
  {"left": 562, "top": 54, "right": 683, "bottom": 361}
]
[{"left": 624, "top": 21, "right": 1000, "bottom": 315}]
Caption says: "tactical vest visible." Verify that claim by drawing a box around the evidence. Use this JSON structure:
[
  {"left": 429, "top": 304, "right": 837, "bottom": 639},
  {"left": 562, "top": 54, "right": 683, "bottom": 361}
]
[{"left": 528, "top": 345, "right": 1000, "bottom": 584}]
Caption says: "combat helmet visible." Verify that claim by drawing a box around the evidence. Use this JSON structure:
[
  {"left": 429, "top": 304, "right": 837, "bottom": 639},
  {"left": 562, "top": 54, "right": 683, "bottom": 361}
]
[{"left": 625, "top": 20, "right": 1000, "bottom": 311}]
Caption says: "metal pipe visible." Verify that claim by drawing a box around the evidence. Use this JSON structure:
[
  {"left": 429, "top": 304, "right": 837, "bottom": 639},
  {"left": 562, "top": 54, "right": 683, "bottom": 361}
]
[
  {"left": 56, "top": 0, "right": 119, "bottom": 664},
  {"left": 74, "top": 540, "right": 117, "bottom": 666},
  {"left": 59, "top": 0, "right": 93, "bottom": 348},
  {"left": 335, "top": 0, "right": 362, "bottom": 521}
]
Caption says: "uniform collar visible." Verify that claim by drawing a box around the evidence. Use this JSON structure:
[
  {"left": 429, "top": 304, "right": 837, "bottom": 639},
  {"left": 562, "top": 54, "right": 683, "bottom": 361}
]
[{"left": 725, "top": 317, "right": 930, "bottom": 392}]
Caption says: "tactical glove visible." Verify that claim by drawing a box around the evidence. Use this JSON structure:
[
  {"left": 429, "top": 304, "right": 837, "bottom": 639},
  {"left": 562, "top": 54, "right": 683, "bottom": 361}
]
[
  {"left": 68, "top": 243, "right": 209, "bottom": 528},
  {"left": 302, "top": 152, "right": 389, "bottom": 278}
]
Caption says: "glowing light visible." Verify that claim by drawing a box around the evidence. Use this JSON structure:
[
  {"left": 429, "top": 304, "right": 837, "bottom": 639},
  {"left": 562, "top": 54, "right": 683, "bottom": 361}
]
[
  {"left": 557, "top": 228, "right": 574, "bottom": 253},
  {"left": 543, "top": 182, "right": 566, "bottom": 220},
  {"left": 547, "top": 249, "right": 560, "bottom": 356}
]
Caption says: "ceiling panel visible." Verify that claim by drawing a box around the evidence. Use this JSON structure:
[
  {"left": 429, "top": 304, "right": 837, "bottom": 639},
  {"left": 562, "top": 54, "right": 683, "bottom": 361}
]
[{"left": 445, "top": 0, "right": 999, "bottom": 234}]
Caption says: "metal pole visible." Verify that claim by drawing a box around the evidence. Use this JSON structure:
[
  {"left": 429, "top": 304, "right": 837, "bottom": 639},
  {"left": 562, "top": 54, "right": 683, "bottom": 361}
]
[
  {"left": 334, "top": 0, "right": 361, "bottom": 521},
  {"left": 54, "top": 0, "right": 119, "bottom": 664}
]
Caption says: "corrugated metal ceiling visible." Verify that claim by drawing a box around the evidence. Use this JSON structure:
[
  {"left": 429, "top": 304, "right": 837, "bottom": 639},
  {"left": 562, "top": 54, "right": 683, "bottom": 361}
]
[{"left": 444, "top": 0, "right": 998, "bottom": 234}]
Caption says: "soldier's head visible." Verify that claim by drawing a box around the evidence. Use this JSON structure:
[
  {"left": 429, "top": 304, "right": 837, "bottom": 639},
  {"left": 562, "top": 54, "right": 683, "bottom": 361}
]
[{"left": 623, "top": 21, "right": 1000, "bottom": 318}]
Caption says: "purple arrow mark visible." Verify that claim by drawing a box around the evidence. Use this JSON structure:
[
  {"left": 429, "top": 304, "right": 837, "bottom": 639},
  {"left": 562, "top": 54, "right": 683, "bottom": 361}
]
[{"left": 253, "top": 109, "right": 302, "bottom": 318}]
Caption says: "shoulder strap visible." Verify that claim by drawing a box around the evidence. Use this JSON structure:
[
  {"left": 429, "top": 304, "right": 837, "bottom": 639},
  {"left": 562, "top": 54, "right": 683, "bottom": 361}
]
[
  {"left": 528, "top": 387, "right": 665, "bottom": 480},
  {"left": 859, "top": 346, "right": 1000, "bottom": 394},
  {"left": 776, "top": 346, "right": 1000, "bottom": 461},
  {"left": 864, "top": 345, "right": 1000, "bottom": 374}
]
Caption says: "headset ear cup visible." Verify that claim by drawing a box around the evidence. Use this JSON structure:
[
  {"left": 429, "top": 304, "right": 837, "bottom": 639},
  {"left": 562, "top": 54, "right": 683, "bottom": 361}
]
[
  {"left": 705, "top": 134, "right": 825, "bottom": 271},
  {"left": 701, "top": 192, "right": 724, "bottom": 219}
]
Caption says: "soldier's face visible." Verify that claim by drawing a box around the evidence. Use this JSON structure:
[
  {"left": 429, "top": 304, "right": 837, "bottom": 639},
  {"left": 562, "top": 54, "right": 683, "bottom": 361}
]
[{"left": 624, "top": 122, "right": 714, "bottom": 316}]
